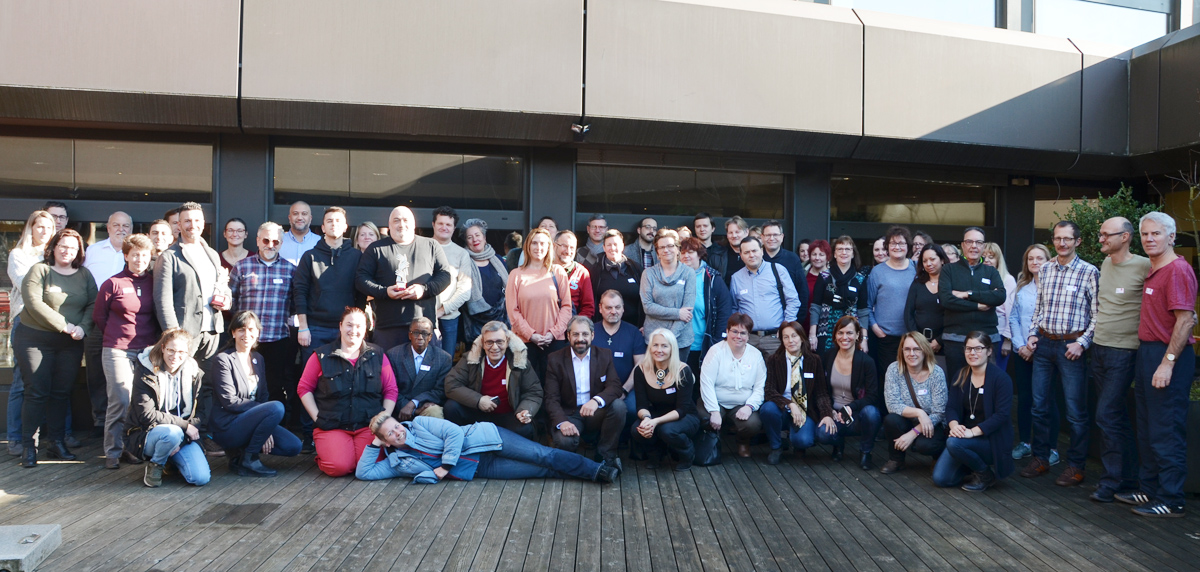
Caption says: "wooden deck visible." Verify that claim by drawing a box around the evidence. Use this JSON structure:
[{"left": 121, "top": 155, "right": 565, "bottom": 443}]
[{"left": 2, "top": 436, "right": 1198, "bottom": 572}]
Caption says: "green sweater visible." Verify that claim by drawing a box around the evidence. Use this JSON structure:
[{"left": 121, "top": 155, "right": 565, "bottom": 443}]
[{"left": 20, "top": 263, "right": 97, "bottom": 334}]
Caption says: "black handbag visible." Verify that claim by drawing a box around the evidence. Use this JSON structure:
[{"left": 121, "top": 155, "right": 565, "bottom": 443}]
[
  {"left": 124, "top": 424, "right": 147, "bottom": 460},
  {"left": 694, "top": 427, "right": 722, "bottom": 466}
]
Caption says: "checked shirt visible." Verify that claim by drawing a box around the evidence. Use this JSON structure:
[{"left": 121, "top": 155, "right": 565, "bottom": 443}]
[{"left": 1028, "top": 255, "right": 1100, "bottom": 348}]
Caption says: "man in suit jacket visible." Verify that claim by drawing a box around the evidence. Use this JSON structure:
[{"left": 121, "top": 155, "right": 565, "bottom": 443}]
[
  {"left": 544, "top": 316, "right": 627, "bottom": 466},
  {"left": 385, "top": 317, "right": 452, "bottom": 422},
  {"left": 152, "top": 201, "right": 231, "bottom": 456}
]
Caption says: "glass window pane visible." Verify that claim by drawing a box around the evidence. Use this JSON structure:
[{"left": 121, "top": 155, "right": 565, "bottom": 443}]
[
  {"left": 0, "top": 137, "right": 73, "bottom": 199},
  {"left": 831, "top": 176, "right": 992, "bottom": 226},
  {"left": 74, "top": 140, "right": 212, "bottom": 202},
  {"left": 576, "top": 165, "right": 785, "bottom": 219},
  {"left": 829, "top": 0, "right": 996, "bottom": 28},
  {"left": 1035, "top": 0, "right": 1167, "bottom": 48},
  {"left": 273, "top": 148, "right": 523, "bottom": 210},
  {"left": 0, "top": 219, "right": 29, "bottom": 368}
]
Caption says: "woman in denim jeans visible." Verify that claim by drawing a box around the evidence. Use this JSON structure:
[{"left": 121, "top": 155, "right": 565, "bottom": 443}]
[
  {"left": 355, "top": 412, "right": 619, "bottom": 483},
  {"left": 128, "top": 328, "right": 210, "bottom": 488}
]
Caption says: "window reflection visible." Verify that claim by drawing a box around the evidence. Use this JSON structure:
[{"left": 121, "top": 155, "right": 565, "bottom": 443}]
[
  {"left": 576, "top": 165, "right": 785, "bottom": 219},
  {"left": 831, "top": 176, "right": 992, "bottom": 226},
  {"left": 829, "top": 0, "right": 996, "bottom": 28},
  {"left": 1035, "top": 0, "right": 1167, "bottom": 48}
]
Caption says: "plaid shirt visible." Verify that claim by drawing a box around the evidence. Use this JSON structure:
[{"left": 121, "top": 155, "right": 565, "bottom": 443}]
[
  {"left": 231, "top": 254, "right": 296, "bottom": 342},
  {"left": 1028, "top": 255, "right": 1100, "bottom": 348}
]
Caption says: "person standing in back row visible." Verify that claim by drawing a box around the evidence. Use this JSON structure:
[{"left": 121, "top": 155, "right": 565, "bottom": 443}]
[
  {"left": 937, "top": 227, "right": 1006, "bottom": 381},
  {"left": 356, "top": 206, "right": 452, "bottom": 352}
]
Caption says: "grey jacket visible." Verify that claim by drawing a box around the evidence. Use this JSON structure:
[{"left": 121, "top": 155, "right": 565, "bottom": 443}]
[
  {"left": 639, "top": 263, "right": 697, "bottom": 348},
  {"left": 153, "top": 240, "right": 227, "bottom": 336}
]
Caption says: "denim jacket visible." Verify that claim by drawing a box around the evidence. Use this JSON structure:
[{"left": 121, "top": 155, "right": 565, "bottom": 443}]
[{"left": 355, "top": 417, "right": 502, "bottom": 483}]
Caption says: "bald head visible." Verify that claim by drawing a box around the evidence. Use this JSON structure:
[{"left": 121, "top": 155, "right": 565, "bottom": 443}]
[
  {"left": 288, "top": 201, "right": 312, "bottom": 239},
  {"left": 389, "top": 206, "right": 416, "bottom": 245},
  {"left": 1098, "top": 216, "right": 1134, "bottom": 258},
  {"left": 107, "top": 211, "right": 132, "bottom": 248}
]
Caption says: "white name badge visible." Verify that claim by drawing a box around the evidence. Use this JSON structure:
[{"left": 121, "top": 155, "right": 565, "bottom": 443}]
[
  {"left": 803, "top": 372, "right": 815, "bottom": 379},
  {"left": 614, "top": 352, "right": 625, "bottom": 358},
  {"left": 1146, "top": 288, "right": 1154, "bottom": 295},
  {"left": 420, "top": 364, "right": 431, "bottom": 371},
  {"left": 122, "top": 287, "right": 135, "bottom": 294},
  {"left": 252, "top": 358, "right": 258, "bottom": 365},
  {"left": 848, "top": 286, "right": 857, "bottom": 292},
  {"left": 677, "top": 279, "right": 685, "bottom": 285},
  {"left": 665, "top": 387, "right": 676, "bottom": 394},
  {"left": 917, "top": 388, "right": 928, "bottom": 396},
  {"left": 273, "top": 278, "right": 284, "bottom": 285},
  {"left": 981, "top": 278, "right": 991, "bottom": 284},
  {"left": 977, "top": 388, "right": 984, "bottom": 394},
  {"left": 740, "top": 289, "right": 749, "bottom": 295},
  {"left": 1065, "top": 285, "right": 1076, "bottom": 292},
  {"left": 46, "top": 286, "right": 62, "bottom": 293},
  {"left": 501, "top": 378, "right": 507, "bottom": 386},
  {"left": 1116, "top": 287, "right": 1125, "bottom": 294},
  {"left": 627, "top": 278, "right": 636, "bottom": 284},
  {"left": 600, "top": 375, "right": 607, "bottom": 381}
]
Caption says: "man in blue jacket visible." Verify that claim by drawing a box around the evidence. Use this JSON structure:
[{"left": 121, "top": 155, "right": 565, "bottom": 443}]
[{"left": 355, "top": 413, "right": 619, "bottom": 483}]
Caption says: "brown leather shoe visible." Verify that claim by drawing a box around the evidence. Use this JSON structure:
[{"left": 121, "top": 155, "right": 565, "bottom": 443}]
[
  {"left": 105, "top": 457, "right": 120, "bottom": 470},
  {"left": 1055, "top": 466, "right": 1085, "bottom": 487},
  {"left": 880, "top": 460, "right": 905, "bottom": 474},
  {"left": 1020, "top": 457, "right": 1049, "bottom": 478},
  {"left": 737, "top": 444, "right": 751, "bottom": 458}
]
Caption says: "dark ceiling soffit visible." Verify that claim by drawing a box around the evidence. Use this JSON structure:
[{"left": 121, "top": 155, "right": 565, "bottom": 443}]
[
  {"left": 579, "top": 116, "right": 861, "bottom": 158},
  {"left": 239, "top": 98, "right": 577, "bottom": 145},
  {"left": 0, "top": 86, "right": 238, "bottom": 129},
  {"left": 851, "top": 136, "right": 1088, "bottom": 174}
]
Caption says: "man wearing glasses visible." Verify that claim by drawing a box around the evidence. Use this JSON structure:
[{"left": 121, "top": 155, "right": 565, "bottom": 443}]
[
  {"left": 444, "top": 321, "right": 543, "bottom": 440},
  {"left": 938, "top": 227, "right": 1008, "bottom": 384},
  {"left": 385, "top": 317, "right": 452, "bottom": 422},
  {"left": 554, "top": 230, "right": 595, "bottom": 318},
  {"left": 624, "top": 217, "right": 659, "bottom": 270},
  {"left": 43, "top": 201, "right": 69, "bottom": 232},
  {"left": 1086, "top": 217, "right": 1151, "bottom": 502},
  {"left": 83, "top": 211, "right": 134, "bottom": 437},
  {"left": 761, "top": 219, "right": 809, "bottom": 328},
  {"left": 1020, "top": 221, "right": 1099, "bottom": 488},
  {"left": 578, "top": 214, "right": 607, "bottom": 267},
  {"left": 230, "top": 222, "right": 297, "bottom": 407}
]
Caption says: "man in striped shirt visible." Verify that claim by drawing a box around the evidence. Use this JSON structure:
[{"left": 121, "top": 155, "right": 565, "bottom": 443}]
[{"left": 1021, "top": 221, "right": 1099, "bottom": 487}]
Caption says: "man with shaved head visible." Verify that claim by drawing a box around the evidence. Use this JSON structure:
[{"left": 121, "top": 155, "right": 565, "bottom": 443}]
[
  {"left": 356, "top": 206, "right": 452, "bottom": 351},
  {"left": 83, "top": 210, "right": 134, "bottom": 438},
  {"left": 279, "top": 200, "right": 319, "bottom": 265}
]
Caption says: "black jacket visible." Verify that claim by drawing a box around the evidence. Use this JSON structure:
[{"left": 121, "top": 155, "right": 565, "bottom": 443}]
[
  {"left": 938, "top": 259, "right": 1006, "bottom": 339},
  {"left": 945, "top": 363, "right": 1015, "bottom": 479},
  {"left": 590, "top": 256, "right": 644, "bottom": 328},
  {"left": 355, "top": 236, "right": 452, "bottom": 330},
  {"left": 385, "top": 342, "right": 452, "bottom": 408},
  {"left": 209, "top": 348, "right": 269, "bottom": 435},
  {"left": 698, "top": 263, "right": 733, "bottom": 360},
  {"left": 312, "top": 342, "right": 387, "bottom": 431},
  {"left": 820, "top": 348, "right": 878, "bottom": 415},
  {"left": 293, "top": 239, "right": 365, "bottom": 329},
  {"left": 764, "top": 248, "right": 810, "bottom": 325}
]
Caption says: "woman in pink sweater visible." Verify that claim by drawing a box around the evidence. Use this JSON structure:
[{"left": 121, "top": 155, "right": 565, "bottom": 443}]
[{"left": 505, "top": 228, "right": 572, "bottom": 381}]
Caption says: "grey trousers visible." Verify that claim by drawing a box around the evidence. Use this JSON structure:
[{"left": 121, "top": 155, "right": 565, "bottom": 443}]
[{"left": 101, "top": 347, "right": 139, "bottom": 458}]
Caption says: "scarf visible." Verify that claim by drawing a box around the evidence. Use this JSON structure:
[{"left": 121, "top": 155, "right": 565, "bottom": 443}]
[{"left": 466, "top": 244, "right": 509, "bottom": 314}]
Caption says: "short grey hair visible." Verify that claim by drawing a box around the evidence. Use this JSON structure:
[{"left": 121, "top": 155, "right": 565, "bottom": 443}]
[
  {"left": 481, "top": 320, "right": 508, "bottom": 335},
  {"left": 1139, "top": 211, "right": 1176, "bottom": 237},
  {"left": 259, "top": 221, "right": 284, "bottom": 235},
  {"left": 567, "top": 315, "right": 594, "bottom": 334},
  {"left": 463, "top": 218, "right": 488, "bottom": 233}
]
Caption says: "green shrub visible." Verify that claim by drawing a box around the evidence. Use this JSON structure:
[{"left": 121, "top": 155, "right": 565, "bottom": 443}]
[{"left": 1051, "top": 185, "right": 1159, "bottom": 268}]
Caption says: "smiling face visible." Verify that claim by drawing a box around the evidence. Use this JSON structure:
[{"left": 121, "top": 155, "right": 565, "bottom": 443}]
[
  {"left": 833, "top": 241, "right": 854, "bottom": 267},
  {"left": 603, "top": 234, "right": 624, "bottom": 261},
  {"left": 762, "top": 225, "right": 784, "bottom": 254},
  {"left": 569, "top": 320, "right": 593, "bottom": 356},
  {"left": 964, "top": 339, "right": 991, "bottom": 368},
  {"left": 901, "top": 336, "right": 925, "bottom": 371},
  {"left": 339, "top": 312, "right": 368, "bottom": 351},
  {"left": 163, "top": 337, "right": 190, "bottom": 374},
  {"left": 481, "top": 328, "right": 508, "bottom": 362},
  {"left": 638, "top": 219, "right": 658, "bottom": 243},
  {"left": 289, "top": 202, "right": 312, "bottom": 234},
  {"left": 781, "top": 325, "right": 803, "bottom": 356},
  {"left": 649, "top": 334, "right": 672, "bottom": 365},
  {"left": 233, "top": 320, "right": 260, "bottom": 353},
  {"left": 655, "top": 235, "right": 678, "bottom": 265},
  {"left": 1098, "top": 218, "right": 1128, "bottom": 256},
  {"left": 872, "top": 238, "right": 887, "bottom": 264},
  {"left": 527, "top": 233, "right": 551, "bottom": 266},
  {"left": 587, "top": 218, "right": 607, "bottom": 242},
  {"left": 389, "top": 207, "right": 415, "bottom": 245},
  {"left": 835, "top": 321, "right": 858, "bottom": 351},
  {"left": 107, "top": 212, "right": 132, "bottom": 246},
  {"left": 149, "top": 222, "right": 173, "bottom": 253},
  {"left": 433, "top": 214, "right": 455, "bottom": 243},
  {"left": 224, "top": 220, "right": 246, "bottom": 248},
  {"left": 53, "top": 235, "right": 80, "bottom": 267},
  {"left": 356, "top": 225, "right": 379, "bottom": 251},
  {"left": 1026, "top": 248, "right": 1048, "bottom": 278},
  {"left": 379, "top": 417, "right": 408, "bottom": 448},
  {"left": 179, "top": 208, "right": 205, "bottom": 244},
  {"left": 554, "top": 233, "right": 577, "bottom": 265},
  {"left": 257, "top": 227, "right": 282, "bottom": 262},
  {"left": 725, "top": 222, "right": 747, "bottom": 247},
  {"left": 726, "top": 323, "right": 749, "bottom": 353},
  {"left": 464, "top": 225, "right": 485, "bottom": 253},
  {"left": 125, "top": 246, "right": 152, "bottom": 276},
  {"left": 809, "top": 247, "right": 827, "bottom": 271}
]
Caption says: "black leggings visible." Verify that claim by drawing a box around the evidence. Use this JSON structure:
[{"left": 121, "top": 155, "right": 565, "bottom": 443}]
[{"left": 15, "top": 323, "right": 84, "bottom": 445}]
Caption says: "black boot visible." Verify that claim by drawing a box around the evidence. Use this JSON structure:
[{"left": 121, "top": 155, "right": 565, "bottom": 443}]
[
  {"left": 21, "top": 443, "right": 37, "bottom": 468},
  {"left": 227, "top": 448, "right": 244, "bottom": 474},
  {"left": 239, "top": 451, "right": 277, "bottom": 477},
  {"left": 962, "top": 469, "right": 996, "bottom": 493},
  {"left": 47, "top": 440, "right": 76, "bottom": 461}
]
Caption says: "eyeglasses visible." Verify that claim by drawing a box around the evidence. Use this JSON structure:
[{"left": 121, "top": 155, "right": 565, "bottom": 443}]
[
  {"left": 641, "top": 225, "right": 658, "bottom": 231},
  {"left": 411, "top": 331, "right": 433, "bottom": 338},
  {"left": 483, "top": 339, "right": 506, "bottom": 347},
  {"left": 902, "top": 347, "right": 924, "bottom": 354},
  {"left": 260, "top": 239, "right": 282, "bottom": 246},
  {"left": 226, "top": 229, "right": 247, "bottom": 235},
  {"left": 1097, "top": 231, "right": 1127, "bottom": 240},
  {"left": 49, "top": 214, "right": 68, "bottom": 221},
  {"left": 964, "top": 346, "right": 988, "bottom": 354},
  {"left": 762, "top": 232, "right": 783, "bottom": 239},
  {"left": 1052, "top": 236, "right": 1078, "bottom": 244},
  {"left": 962, "top": 239, "right": 984, "bottom": 247}
]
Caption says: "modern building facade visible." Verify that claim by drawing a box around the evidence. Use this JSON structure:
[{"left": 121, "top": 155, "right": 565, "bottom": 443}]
[{"left": 1, "top": 0, "right": 1200, "bottom": 377}]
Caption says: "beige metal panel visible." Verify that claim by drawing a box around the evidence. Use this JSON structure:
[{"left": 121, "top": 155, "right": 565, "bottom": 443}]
[
  {"left": 240, "top": 0, "right": 582, "bottom": 115},
  {"left": 0, "top": 0, "right": 240, "bottom": 96},
  {"left": 585, "top": 0, "right": 863, "bottom": 135},
  {"left": 860, "top": 9, "right": 1082, "bottom": 152}
]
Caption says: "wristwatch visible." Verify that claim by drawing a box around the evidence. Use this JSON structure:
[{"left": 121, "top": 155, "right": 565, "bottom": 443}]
[{"left": 1167, "top": 353, "right": 1177, "bottom": 362}]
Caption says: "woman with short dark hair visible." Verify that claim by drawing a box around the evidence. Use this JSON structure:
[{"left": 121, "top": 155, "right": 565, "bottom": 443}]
[
  {"left": 211, "top": 310, "right": 303, "bottom": 477},
  {"left": 761, "top": 321, "right": 829, "bottom": 464},
  {"left": 810, "top": 236, "right": 869, "bottom": 353},
  {"left": 16, "top": 229, "right": 95, "bottom": 468}
]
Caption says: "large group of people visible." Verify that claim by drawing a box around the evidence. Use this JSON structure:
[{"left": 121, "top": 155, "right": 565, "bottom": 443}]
[{"left": 4, "top": 200, "right": 1196, "bottom": 519}]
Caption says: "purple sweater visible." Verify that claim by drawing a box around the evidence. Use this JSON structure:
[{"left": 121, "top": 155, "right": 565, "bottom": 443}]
[{"left": 93, "top": 269, "right": 159, "bottom": 350}]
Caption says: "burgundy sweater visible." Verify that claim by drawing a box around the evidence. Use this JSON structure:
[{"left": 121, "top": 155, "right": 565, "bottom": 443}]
[{"left": 93, "top": 269, "right": 159, "bottom": 350}]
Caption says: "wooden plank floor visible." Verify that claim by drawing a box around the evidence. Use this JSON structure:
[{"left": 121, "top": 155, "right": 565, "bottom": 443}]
[{"left": 3, "top": 436, "right": 1199, "bottom": 572}]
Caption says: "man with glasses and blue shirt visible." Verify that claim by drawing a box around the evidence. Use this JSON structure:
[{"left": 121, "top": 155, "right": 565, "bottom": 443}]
[
  {"left": 1020, "top": 221, "right": 1099, "bottom": 488},
  {"left": 385, "top": 317, "right": 452, "bottom": 422}
]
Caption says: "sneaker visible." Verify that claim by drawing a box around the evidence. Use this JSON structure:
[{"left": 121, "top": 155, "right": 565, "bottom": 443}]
[
  {"left": 962, "top": 469, "right": 997, "bottom": 493},
  {"left": 1054, "top": 466, "right": 1084, "bottom": 487},
  {"left": 1115, "top": 491, "right": 1152, "bottom": 506},
  {"left": 1132, "top": 501, "right": 1184, "bottom": 518},
  {"left": 595, "top": 460, "right": 621, "bottom": 483},
  {"left": 767, "top": 449, "right": 783, "bottom": 465},
  {"left": 300, "top": 437, "right": 315, "bottom": 455},
  {"left": 1048, "top": 449, "right": 1060, "bottom": 466},
  {"left": 1011, "top": 442, "right": 1031, "bottom": 460},
  {"left": 144, "top": 463, "right": 164, "bottom": 487},
  {"left": 1020, "top": 457, "right": 1049, "bottom": 478},
  {"left": 63, "top": 434, "right": 82, "bottom": 449},
  {"left": 1089, "top": 488, "right": 1116, "bottom": 503},
  {"left": 6, "top": 441, "right": 22, "bottom": 456},
  {"left": 200, "top": 437, "right": 225, "bottom": 457}
]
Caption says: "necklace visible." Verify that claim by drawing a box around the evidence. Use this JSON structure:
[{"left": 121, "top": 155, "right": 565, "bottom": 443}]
[
  {"left": 655, "top": 368, "right": 668, "bottom": 387},
  {"left": 968, "top": 380, "right": 982, "bottom": 420}
]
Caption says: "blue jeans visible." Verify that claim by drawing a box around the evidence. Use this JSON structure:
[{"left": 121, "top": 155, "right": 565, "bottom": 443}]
[
  {"left": 1030, "top": 336, "right": 1089, "bottom": 467},
  {"left": 438, "top": 317, "right": 459, "bottom": 355},
  {"left": 298, "top": 324, "right": 340, "bottom": 437},
  {"left": 1134, "top": 342, "right": 1195, "bottom": 507},
  {"left": 6, "top": 316, "right": 73, "bottom": 442},
  {"left": 933, "top": 436, "right": 994, "bottom": 486},
  {"left": 1090, "top": 344, "right": 1139, "bottom": 493},
  {"left": 212, "top": 401, "right": 302, "bottom": 457},
  {"left": 815, "top": 404, "right": 880, "bottom": 454},
  {"left": 1012, "top": 351, "right": 1060, "bottom": 444},
  {"left": 476, "top": 426, "right": 602, "bottom": 480},
  {"left": 144, "top": 424, "right": 211, "bottom": 486},
  {"left": 760, "top": 401, "right": 816, "bottom": 451}
]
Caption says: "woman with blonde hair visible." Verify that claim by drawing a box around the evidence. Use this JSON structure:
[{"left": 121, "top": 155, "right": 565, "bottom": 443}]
[
  {"left": 128, "top": 328, "right": 209, "bottom": 487},
  {"left": 880, "top": 331, "right": 948, "bottom": 474},
  {"left": 632, "top": 328, "right": 701, "bottom": 471},
  {"left": 1008, "top": 244, "right": 1061, "bottom": 463},
  {"left": 505, "top": 227, "right": 572, "bottom": 380},
  {"left": 982, "top": 242, "right": 1016, "bottom": 369}
]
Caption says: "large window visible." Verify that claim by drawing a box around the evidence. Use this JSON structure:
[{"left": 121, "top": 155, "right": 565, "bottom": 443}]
[
  {"left": 0, "top": 137, "right": 213, "bottom": 202},
  {"left": 831, "top": 176, "right": 993, "bottom": 226},
  {"left": 1035, "top": 0, "right": 1168, "bottom": 48},
  {"left": 273, "top": 148, "right": 524, "bottom": 210},
  {"left": 829, "top": 0, "right": 996, "bottom": 28},
  {"left": 576, "top": 165, "right": 786, "bottom": 219}
]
